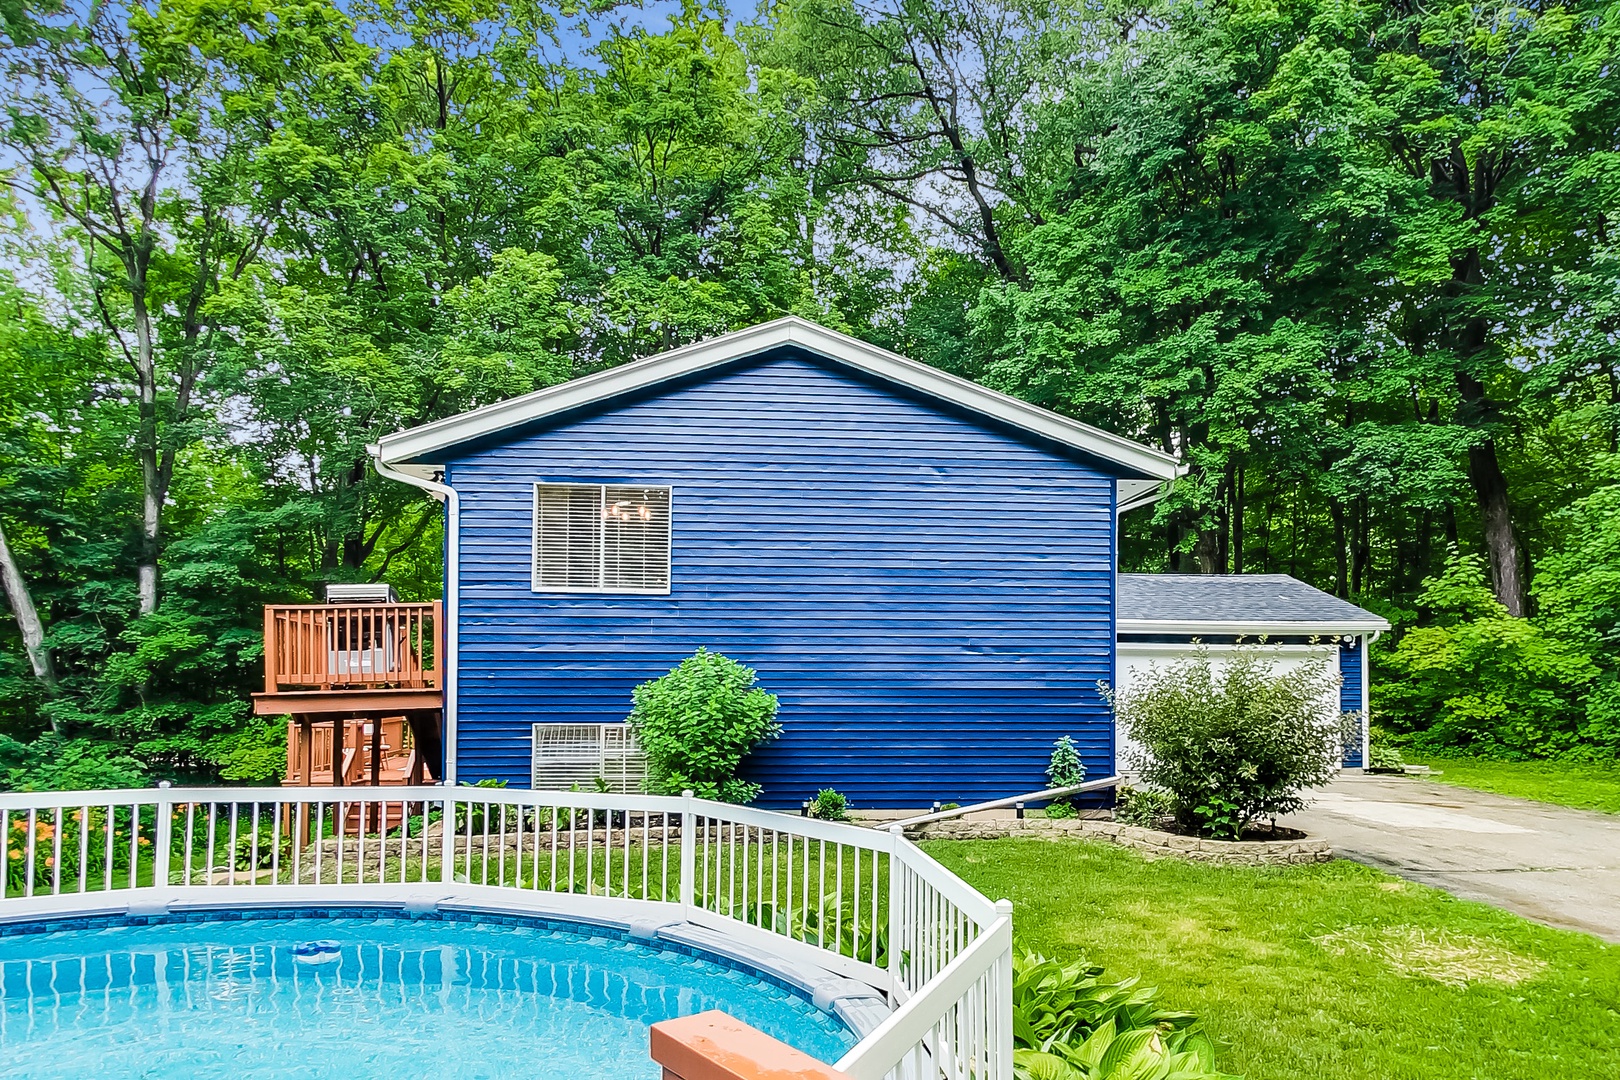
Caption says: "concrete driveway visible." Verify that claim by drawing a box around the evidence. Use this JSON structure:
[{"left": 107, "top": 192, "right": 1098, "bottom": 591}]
[{"left": 1282, "top": 773, "right": 1620, "bottom": 943}]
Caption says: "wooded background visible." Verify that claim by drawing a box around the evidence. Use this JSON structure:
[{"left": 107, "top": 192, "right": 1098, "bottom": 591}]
[{"left": 1, "top": 0, "right": 1616, "bottom": 789}]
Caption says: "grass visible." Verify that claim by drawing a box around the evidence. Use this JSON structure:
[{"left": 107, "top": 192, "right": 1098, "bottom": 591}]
[
  {"left": 923, "top": 837, "right": 1620, "bottom": 1080},
  {"left": 1400, "top": 755, "right": 1620, "bottom": 815}
]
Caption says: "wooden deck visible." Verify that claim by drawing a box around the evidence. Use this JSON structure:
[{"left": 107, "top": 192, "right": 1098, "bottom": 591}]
[{"left": 253, "top": 601, "right": 443, "bottom": 791}]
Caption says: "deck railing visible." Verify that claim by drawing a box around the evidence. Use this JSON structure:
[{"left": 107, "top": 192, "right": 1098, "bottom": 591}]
[
  {"left": 262, "top": 601, "right": 442, "bottom": 692},
  {"left": 0, "top": 785, "right": 1012, "bottom": 1080}
]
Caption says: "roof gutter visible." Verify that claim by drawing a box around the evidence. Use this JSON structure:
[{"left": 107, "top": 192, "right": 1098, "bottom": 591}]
[{"left": 369, "top": 445, "right": 460, "bottom": 786}]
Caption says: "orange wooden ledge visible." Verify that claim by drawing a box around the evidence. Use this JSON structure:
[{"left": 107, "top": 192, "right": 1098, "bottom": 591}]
[{"left": 650, "top": 1011, "right": 855, "bottom": 1080}]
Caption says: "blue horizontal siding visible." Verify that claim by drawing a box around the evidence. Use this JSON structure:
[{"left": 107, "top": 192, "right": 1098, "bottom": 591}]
[
  {"left": 1340, "top": 639, "right": 1365, "bottom": 768},
  {"left": 444, "top": 352, "right": 1118, "bottom": 808}
]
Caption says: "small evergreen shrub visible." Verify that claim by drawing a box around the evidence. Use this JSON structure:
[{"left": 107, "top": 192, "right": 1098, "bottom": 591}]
[
  {"left": 808, "top": 788, "right": 848, "bottom": 821},
  {"left": 628, "top": 648, "right": 781, "bottom": 803},
  {"left": 1111, "top": 642, "right": 1353, "bottom": 839}
]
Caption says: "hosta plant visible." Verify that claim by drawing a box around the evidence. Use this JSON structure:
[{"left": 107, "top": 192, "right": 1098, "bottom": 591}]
[
  {"left": 1014, "top": 1018, "right": 1235, "bottom": 1080},
  {"left": 1012, "top": 951, "right": 1235, "bottom": 1080}
]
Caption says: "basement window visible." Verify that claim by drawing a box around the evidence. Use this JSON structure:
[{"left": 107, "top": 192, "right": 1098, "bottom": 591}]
[{"left": 532, "top": 483, "right": 672, "bottom": 593}]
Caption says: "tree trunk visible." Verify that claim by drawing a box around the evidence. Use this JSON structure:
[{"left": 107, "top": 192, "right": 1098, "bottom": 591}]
[
  {"left": 132, "top": 286, "right": 162, "bottom": 616},
  {"left": 1468, "top": 437, "right": 1526, "bottom": 615},
  {"left": 1329, "top": 500, "right": 1348, "bottom": 597},
  {"left": 0, "top": 520, "right": 59, "bottom": 730},
  {"left": 1456, "top": 370, "right": 1526, "bottom": 616},
  {"left": 1231, "top": 459, "right": 1245, "bottom": 574},
  {"left": 1351, "top": 496, "right": 1370, "bottom": 596}
]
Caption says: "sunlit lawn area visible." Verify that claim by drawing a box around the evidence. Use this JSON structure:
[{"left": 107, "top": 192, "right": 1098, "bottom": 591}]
[
  {"left": 1400, "top": 756, "right": 1620, "bottom": 815},
  {"left": 925, "top": 837, "right": 1620, "bottom": 1080}
]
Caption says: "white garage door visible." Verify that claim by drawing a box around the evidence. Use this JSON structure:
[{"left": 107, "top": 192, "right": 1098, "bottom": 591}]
[{"left": 1113, "top": 642, "right": 1342, "bottom": 774}]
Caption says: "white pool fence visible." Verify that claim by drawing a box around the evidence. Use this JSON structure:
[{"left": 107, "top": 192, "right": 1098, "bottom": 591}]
[{"left": 0, "top": 785, "right": 1013, "bottom": 1080}]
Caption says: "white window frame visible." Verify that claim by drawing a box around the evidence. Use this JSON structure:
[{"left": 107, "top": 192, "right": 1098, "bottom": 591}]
[{"left": 530, "top": 481, "right": 673, "bottom": 595}]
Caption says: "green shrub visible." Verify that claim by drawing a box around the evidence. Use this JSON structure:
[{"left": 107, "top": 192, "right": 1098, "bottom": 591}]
[
  {"left": 1044, "top": 735, "right": 1087, "bottom": 818},
  {"left": 1047, "top": 735, "right": 1086, "bottom": 788},
  {"left": 628, "top": 648, "right": 781, "bottom": 803},
  {"left": 1011, "top": 950, "right": 1231, "bottom": 1080},
  {"left": 1114, "top": 786, "right": 1174, "bottom": 829},
  {"left": 1111, "top": 642, "right": 1353, "bottom": 839},
  {"left": 1366, "top": 729, "right": 1406, "bottom": 773},
  {"left": 808, "top": 788, "right": 848, "bottom": 821},
  {"left": 1376, "top": 551, "right": 1599, "bottom": 758}
]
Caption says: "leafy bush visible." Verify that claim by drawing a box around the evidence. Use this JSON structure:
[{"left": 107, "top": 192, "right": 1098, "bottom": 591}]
[
  {"left": 628, "top": 648, "right": 781, "bottom": 803},
  {"left": 1366, "top": 729, "right": 1406, "bottom": 774},
  {"left": 0, "top": 736, "right": 147, "bottom": 792},
  {"left": 1044, "top": 735, "right": 1087, "bottom": 818},
  {"left": 1533, "top": 457, "right": 1620, "bottom": 755},
  {"left": 808, "top": 787, "right": 848, "bottom": 821},
  {"left": 1377, "top": 551, "right": 1600, "bottom": 758},
  {"left": 1011, "top": 950, "right": 1231, "bottom": 1080},
  {"left": 1114, "top": 786, "right": 1174, "bottom": 829},
  {"left": 1111, "top": 642, "right": 1352, "bottom": 839},
  {"left": 1047, "top": 735, "right": 1086, "bottom": 787},
  {"left": 454, "top": 778, "right": 509, "bottom": 834}
]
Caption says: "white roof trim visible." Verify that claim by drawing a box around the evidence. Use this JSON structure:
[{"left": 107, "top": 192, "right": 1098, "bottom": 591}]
[
  {"left": 1117, "top": 478, "right": 1171, "bottom": 514},
  {"left": 1118, "top": 617, "right": 1391, "bottom": 636},
  {"left": 376, "top": 317, "right": 1184, "bottom": 481}
]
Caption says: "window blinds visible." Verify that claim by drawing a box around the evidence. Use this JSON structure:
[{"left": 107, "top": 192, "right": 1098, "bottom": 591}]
[{"left": 533, "top": 482, "right": 670, "bottom": 592}]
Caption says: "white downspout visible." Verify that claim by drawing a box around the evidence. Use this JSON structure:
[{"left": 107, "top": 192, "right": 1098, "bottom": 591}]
[{"left": 369, "top": 445, "right": 460, "bottom": 785}]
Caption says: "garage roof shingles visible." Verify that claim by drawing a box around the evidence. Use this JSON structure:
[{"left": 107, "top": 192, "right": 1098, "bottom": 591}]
[{"left": 1117, "top": 574, "right": 1389, "bottom": 632}]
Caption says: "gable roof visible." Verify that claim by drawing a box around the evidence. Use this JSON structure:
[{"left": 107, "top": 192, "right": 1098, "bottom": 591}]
[
  {"left": 375, "top": 317, "right": 1184, "bottom": 483},
  {"left": 1118, "top": 574, "right": 1390, "bottom": 636}
]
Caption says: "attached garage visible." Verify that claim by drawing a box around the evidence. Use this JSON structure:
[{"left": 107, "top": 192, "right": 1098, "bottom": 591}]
[{"left": 1115, "top": 575, "right": 1391, "bottom": 770}]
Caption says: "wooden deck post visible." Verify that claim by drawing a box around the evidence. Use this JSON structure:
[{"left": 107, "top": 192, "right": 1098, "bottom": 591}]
[
  {"left": 431, "top": 600, "right": 444, "bottom": 688},
  {"left": 331, "top": 717, "right": 345, "bottom": 788},
  {"left": 263, "top": 607, "right": 277, "bottom": 694}
]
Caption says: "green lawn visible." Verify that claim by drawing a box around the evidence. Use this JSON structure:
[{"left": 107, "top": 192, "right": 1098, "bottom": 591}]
[
  {"left": 923, "top": 838, "right": 1620, "bottom": 1080},
  {"left": 1401, "top": 756, "right": 1620, "bottom": 815}
]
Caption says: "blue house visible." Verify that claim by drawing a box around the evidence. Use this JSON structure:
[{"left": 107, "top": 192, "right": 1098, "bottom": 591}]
[{"left": 371, "top": 318, "right": 1387, "bottom": 808}]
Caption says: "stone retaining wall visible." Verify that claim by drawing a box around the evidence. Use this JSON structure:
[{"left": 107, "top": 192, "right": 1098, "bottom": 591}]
[{"left": 905, "top": 817, "right": 1333, "bottom": 866}]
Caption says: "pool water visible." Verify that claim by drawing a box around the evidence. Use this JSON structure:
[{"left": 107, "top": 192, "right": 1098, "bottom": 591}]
[{"left": 0, "top": 913, "right": 857, "bottom": 1079}]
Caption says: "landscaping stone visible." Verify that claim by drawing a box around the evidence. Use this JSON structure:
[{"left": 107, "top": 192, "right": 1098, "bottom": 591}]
[{"left": 904, "top": 816, "right": 1333, "bottom": 865}]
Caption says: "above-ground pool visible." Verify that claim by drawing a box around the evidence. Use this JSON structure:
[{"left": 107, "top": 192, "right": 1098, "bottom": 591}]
[{"left": 0, "top": 909, "right": 858, "bottom": 1079}]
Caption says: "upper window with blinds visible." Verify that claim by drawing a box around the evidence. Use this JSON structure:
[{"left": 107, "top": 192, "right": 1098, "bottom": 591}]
[{"left": 532, "top": 483, "right": 672, "bottom": 593}]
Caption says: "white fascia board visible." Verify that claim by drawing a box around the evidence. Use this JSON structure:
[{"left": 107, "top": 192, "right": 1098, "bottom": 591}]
[
  {"left": 376, "top": 317, "right": 1184, "bottom": 482},
  {"left": 1117, "top": 640, "right": 1338, "bottom": 655},
  {"left": 1117, "top": 617, "right": 1392, "bottom": 637}
]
